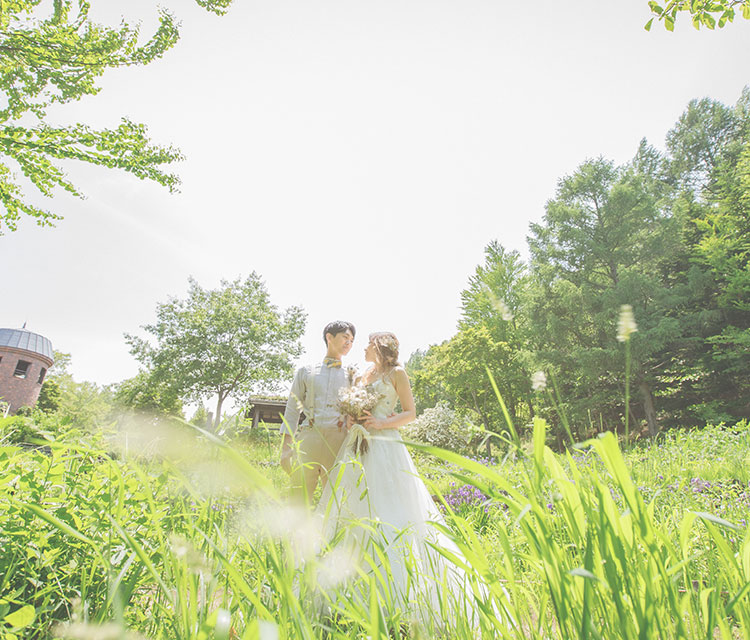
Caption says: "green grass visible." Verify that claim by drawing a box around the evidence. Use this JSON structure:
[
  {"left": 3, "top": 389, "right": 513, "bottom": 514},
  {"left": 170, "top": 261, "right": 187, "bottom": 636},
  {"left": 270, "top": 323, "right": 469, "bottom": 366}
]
[{"left": 1, "top": 415, "right": 749, "bottom": 639}]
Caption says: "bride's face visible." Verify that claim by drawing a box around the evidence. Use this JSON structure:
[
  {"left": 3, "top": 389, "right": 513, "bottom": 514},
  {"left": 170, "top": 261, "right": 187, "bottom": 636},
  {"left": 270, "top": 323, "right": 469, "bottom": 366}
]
[{"left": 364, "top": 341, "right": 376, "bottom": 363}]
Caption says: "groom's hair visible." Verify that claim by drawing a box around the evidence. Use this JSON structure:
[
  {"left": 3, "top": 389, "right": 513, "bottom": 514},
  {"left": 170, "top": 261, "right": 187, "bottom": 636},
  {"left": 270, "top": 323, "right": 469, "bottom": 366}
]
[{"left": 323, "top": 321, "right": 356, "bottom": 344}]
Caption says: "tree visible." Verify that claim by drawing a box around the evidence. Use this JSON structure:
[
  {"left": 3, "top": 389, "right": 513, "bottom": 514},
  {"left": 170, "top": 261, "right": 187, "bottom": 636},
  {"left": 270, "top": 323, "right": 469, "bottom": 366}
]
[
  {"left": 40, "top": 351, "right": 114, "bottom": 428},
  {"left": 405, "top": 349, "right": 443, "bottom": 415},
  {"left": 0, "top": 0, "right": 233, "bottom": 233},
  {"left": 664, "top": 91, "right": 750, "bottom": 422},
  {"left": 35, "top": 378, "right": 62, "bottom": 414},
  {"left": 410, "top": 325, "right": 515, "bottom": 455},
  {"left": 35, "top": 350, "right": 70, "bottom": 413},
  {"left": 645, "top": 0, "right": 750, "bottom": 31},
  {"left": 126, "top": 274, "right": 306, "bottom": 430},
  {"left": 527, "top": 150, "right": 683, "bottom": 437},
  {"left": 458, "top": 240, "right": 534, "bottom": 424},
  {"left": 189, "top": 405, "right": 211, "bottom": 428},
  {"left": 112, "top": 371, "right": 184, "bottom": 417}
]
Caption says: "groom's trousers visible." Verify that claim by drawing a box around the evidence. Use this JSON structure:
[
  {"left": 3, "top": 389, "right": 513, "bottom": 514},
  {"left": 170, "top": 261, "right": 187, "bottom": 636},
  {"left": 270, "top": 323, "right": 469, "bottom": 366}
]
[{"left": 290, "top": 424, "right": 348, "bottom": 504}]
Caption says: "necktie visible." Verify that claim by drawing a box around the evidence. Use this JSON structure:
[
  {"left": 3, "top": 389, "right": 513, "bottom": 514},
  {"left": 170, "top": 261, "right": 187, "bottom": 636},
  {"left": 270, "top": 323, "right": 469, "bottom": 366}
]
[{"left": 324, "top": 358, "right": 342, "bottom": 368}]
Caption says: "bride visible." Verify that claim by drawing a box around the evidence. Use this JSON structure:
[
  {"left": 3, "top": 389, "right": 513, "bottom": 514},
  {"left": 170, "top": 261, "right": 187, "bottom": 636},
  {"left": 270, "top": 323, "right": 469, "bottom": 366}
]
[{"left": 314, "top": 332, "right": 502, "bottom": 632}]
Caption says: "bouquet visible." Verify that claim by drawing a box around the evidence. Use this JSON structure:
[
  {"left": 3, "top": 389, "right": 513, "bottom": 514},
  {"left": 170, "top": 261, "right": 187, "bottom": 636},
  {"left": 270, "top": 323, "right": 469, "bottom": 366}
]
[{"left": 337, "top": 385, "right": 381, "bottom": 456}]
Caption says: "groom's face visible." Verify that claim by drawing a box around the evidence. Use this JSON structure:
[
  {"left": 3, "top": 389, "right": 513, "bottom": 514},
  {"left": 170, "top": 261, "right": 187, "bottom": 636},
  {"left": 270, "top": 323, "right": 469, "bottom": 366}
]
[{"left": 327, "top": 330, "right": 354, "bottom": 357}]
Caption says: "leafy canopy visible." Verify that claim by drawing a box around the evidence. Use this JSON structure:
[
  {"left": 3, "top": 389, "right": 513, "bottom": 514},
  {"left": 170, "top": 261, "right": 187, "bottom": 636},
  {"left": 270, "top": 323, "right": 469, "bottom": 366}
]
[
  {"left": 0, "top": 0, "right": 233, "bottom": 233},
  {"left": 645, "top": 0, "right": 750, "bottom": 31},
  {"left": 126, "top": 274, "right": 306, "bottom": 429}
]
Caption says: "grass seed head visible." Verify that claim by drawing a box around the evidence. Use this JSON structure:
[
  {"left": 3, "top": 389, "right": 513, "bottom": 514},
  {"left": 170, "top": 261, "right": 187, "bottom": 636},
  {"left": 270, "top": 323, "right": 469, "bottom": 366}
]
[
  {"left": 616, "top": 304, "right": 638, "bottom": 342},
  {"left": 531, "top": 370, "right": 547, "bottom": 391}
]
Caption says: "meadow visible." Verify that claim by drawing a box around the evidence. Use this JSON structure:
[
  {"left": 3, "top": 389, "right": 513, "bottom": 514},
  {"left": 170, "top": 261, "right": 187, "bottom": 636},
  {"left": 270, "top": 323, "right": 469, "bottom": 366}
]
[{"left": 1, "top": 412, "right": 749, "bottom": 639}]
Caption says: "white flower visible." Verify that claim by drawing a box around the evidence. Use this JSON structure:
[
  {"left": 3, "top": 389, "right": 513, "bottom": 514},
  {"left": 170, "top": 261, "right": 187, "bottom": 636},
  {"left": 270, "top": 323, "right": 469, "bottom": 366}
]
[
  {"left": 337, "top": 385, "right": 380, "bottom": 421},
  {"left": 616, "top": 304, "right": 638, "bottom": 342},
  {"left": 259, "top": 620, "right": 279, "bottom": 640},
  {"left": 240, "top": 502, "right": 322, "bottom": 563},
  {"left": 345, "top": 364, "right": 358, "bottom": 384},
  {"left": 316, "top": 546, "right": 357, "bottom": 589},
  {"left": 381, "top": 335, "right": 399, "bottom": 351},
  {"left": 531, "top": 371, "right": 547, "bottom": 392},
  {"left": 401, "top": 403, "right": 468, "bottom": 452}
]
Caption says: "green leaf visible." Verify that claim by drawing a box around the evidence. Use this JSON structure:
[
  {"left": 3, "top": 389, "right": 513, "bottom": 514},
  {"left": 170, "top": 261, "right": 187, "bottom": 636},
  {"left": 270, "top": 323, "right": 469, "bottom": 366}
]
[
  {"left": 665, "top": 14, "right": 675, "bottom": 29},
  {"left": 4, "top": 605, "right": 35, "bottom": 629},
  {"left": 680, "top": 511, "right": 697, "bottom": 555},
  {"left": 648, "top": 1, "right": 664, "bottom": 13},
  {"left": 569, "top": 567, "right": 604, "bottom": 583},
  {"left": 701, "top": 12, "right": 716, "bottom": 28},
  {"left": 533, "top": 416, "right": 546, "bottom": 469},
  {"left": 743, "top": 2, "right": 750, "bottom": 19},
  {"left": 693, "top": 511, "right": 741, "bottom": 531},
  {"left": 726, "top": 581, "right": 750, "bottom": 614},
  {"left": 14, "top": 500, "right": 96, "bottom": 547},
  {"left": 645, "top": 17, "right": 655, "bottom": 30},
  {"left": 105, "top": 515, "right": 174, "bottom": 605}
]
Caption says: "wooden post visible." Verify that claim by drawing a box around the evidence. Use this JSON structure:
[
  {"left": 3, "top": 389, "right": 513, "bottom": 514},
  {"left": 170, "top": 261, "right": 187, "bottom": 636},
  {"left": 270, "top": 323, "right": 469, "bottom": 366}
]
[{"left": 252, "top": 407, "right": 260, "bottom": 430}]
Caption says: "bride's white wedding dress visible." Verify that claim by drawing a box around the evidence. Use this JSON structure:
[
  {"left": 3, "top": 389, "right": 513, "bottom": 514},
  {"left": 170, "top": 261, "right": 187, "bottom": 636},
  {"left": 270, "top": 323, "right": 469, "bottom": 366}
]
[{"left": 314, "top": 374, "right": 499, "bottom": 631}]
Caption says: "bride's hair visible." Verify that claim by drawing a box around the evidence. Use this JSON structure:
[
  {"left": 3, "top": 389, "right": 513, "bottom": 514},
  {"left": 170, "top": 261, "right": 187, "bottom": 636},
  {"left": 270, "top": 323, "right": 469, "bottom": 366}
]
[{"left": 369, "top": 332, "right": 400, "bottom": 374}]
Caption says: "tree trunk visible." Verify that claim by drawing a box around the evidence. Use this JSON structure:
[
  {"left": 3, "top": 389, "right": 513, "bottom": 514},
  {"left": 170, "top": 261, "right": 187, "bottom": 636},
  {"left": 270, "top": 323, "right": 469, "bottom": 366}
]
[
  {"left": 639, "top": 381, "right": 659, "bottom": 438},
  {"left": 214, "top": 394, "right": 225, "bottom": 431}
]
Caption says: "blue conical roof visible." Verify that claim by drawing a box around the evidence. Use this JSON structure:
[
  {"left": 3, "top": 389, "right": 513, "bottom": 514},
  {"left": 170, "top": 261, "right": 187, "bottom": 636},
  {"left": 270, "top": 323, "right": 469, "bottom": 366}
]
[{"left": 0, "top": 328, "right": 54, "bottom": 362}]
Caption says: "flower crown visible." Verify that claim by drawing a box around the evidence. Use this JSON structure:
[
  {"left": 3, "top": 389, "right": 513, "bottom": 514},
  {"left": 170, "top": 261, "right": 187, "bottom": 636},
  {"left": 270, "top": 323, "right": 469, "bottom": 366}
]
[{"left": 375, "top": 334, "right": 399, "bottom": 354}]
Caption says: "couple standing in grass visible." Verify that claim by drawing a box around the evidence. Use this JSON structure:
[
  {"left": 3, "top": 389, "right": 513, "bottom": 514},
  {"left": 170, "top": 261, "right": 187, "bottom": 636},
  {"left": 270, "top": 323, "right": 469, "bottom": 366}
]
[
  {"left": 279, "top": 320, "right": 415, "bottom": 502},
  {"left": 278, "top": 321, "right": 498, "bottom": 629}
]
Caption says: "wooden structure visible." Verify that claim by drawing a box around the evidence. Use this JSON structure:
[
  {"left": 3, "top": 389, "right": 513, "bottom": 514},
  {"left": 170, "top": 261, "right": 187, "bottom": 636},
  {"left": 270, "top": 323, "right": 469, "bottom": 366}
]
[{"left": 247, "top": 397, "right": 287, "bottom": 429}]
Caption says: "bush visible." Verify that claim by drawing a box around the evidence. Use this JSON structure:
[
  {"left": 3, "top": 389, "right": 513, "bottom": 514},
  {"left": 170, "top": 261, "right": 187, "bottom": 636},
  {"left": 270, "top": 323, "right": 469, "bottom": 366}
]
[
  {"left": 0, "top": 416, "right": 43, "bottom": 444},
  {"left": 402, "top": 403, "right": 470, "bottom": 453}
]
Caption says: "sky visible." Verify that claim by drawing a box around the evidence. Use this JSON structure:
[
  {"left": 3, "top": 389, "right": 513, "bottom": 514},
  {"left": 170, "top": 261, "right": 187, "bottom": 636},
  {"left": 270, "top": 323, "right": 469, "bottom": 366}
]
[{"left": 2, "top": 0, "right": 749, "bottom": 403}]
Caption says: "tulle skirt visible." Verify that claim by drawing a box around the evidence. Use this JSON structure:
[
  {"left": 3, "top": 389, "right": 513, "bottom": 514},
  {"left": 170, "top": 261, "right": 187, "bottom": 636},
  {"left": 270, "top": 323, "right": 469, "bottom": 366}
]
[{"left": 314, "top": 426, "right": 493, "bottom": 631}]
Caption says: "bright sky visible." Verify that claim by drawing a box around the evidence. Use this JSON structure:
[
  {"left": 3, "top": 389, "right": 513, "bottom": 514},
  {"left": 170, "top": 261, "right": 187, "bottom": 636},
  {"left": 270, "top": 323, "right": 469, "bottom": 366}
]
[{"left": 2, "top": 0, "right": 749, "bottom": 398}]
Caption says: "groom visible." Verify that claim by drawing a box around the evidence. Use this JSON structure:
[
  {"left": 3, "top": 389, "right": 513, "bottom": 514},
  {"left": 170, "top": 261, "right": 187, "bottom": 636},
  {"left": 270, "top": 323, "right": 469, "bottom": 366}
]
[{"left": 280, "top": 320, "right": 355, "bottom": 504}]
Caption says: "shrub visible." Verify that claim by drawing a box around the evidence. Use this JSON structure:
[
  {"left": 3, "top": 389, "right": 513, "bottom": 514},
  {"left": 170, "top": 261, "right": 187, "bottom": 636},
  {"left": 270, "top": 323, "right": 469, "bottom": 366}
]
[
  {"left": 0, "top": 416, "right": 43, "bottom": 444},
  {"left": 403, "top": 403, "right": 470, "bottom": 453}
]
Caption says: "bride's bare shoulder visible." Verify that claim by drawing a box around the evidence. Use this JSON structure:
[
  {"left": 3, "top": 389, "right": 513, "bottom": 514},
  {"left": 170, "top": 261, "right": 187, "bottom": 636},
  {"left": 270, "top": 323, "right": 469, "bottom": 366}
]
[{"left": 390, "top": 366, "right": 409, "bottom": 384}]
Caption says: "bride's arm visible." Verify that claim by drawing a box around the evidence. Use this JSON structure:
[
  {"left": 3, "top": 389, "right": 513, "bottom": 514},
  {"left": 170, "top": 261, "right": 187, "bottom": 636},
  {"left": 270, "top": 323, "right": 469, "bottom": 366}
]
[{"left": 363, "top": 367, "right": 416, "bottom": 430}]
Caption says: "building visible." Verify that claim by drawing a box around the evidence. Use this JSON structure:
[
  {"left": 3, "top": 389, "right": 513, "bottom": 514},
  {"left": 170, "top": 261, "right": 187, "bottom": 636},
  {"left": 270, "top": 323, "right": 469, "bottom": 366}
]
[
  {"left": 246, "top": 396, "right": 287, "bottom": 429},
  {"left": 0, "top": 327, "right": 55, "bottom": 415}
]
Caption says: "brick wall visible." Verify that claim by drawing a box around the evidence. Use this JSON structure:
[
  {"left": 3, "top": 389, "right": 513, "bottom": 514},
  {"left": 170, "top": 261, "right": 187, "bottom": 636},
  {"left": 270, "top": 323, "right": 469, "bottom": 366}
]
[{"left": 0, "top": 347, "right": 53, "bottom": 414}]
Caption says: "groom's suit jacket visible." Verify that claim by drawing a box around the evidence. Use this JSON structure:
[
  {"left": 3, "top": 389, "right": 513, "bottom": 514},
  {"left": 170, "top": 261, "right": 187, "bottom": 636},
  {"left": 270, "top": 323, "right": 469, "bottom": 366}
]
[{"left": 280, "top": 361, "right": 349, "bottom": 435}]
